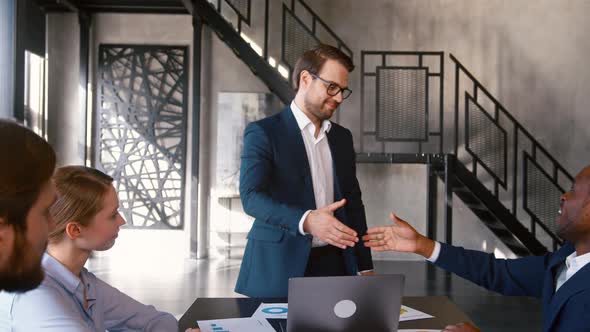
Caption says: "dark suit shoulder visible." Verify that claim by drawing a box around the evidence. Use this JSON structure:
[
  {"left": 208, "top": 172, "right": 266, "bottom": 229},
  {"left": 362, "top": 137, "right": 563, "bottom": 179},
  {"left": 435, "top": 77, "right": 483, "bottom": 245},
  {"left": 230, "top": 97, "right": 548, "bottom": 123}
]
[
  {"left": 329, "top": 121, "right": 350, "bottom": 135},
  {"left": 328, "top": 122, "right": 354, "bottom": 145},
  {"left": 248, "top": 108, "right": 289, "bottom": 132}
]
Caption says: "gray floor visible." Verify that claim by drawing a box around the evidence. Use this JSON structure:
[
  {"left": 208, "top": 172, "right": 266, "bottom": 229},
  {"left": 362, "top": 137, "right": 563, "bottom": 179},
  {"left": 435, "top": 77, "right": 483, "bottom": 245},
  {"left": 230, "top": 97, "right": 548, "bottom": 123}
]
[{"left": 86, "top": 257, "right": 542, "bottom": 331}]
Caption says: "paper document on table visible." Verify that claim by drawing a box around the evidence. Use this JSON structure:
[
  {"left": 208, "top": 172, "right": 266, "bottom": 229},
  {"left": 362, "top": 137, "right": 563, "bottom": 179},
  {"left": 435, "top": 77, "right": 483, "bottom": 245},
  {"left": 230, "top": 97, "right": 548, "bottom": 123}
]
[
  {"left": 197, "top": 317, "right": 275, "bottom": 332},
  {"left": 399, "top": 305, "right": 434, "bottom": 321},
  {"left": 252, "top": 303, "right": 288, "bottom": 319}
]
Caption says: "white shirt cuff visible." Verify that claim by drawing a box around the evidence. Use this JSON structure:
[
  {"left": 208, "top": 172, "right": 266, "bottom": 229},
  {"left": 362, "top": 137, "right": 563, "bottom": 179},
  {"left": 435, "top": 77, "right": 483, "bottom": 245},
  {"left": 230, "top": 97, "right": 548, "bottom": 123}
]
[
  {"left": 357, "top": 269, "right": 374, "bottom": 275},
  {"left": 426, "top": 241, "right": 441, "bottom": 262},
  {"left": 298, "top": 210, "right": 312, "bottom": 235}
]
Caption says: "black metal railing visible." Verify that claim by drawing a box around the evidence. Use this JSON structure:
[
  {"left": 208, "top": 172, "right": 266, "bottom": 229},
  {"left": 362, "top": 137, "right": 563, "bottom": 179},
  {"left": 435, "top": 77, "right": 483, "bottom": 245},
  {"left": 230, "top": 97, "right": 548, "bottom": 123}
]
[
  {"left": 208, "top": 0, "right": 352, "bottom": 83},
  {"left": 450, "top": 53, "right": 573, "bottom": 250},
  {"left": 359, "top": 51, "right": 444, "bottom": 156}
]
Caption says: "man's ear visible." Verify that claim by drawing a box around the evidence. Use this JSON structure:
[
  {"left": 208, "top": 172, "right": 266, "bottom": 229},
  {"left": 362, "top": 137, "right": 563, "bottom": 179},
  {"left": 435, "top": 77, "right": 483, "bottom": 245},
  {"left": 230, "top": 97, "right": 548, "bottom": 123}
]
[
  {"left": 299, "top": 70, "right": 312, "bottom": 91},
  {"left": 64, "top": 222, "right": 82, "bottom": 240}
]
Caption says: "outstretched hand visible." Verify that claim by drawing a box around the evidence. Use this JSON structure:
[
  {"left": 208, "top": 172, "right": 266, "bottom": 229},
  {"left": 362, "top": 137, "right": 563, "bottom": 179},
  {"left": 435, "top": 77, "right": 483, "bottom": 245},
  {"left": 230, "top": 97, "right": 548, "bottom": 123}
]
[
  {"left": 303, "top": 199, "right": 359, "bottom": 249},
  {"left": 362, "top": 213, "right": 435, "bottom": 258}
]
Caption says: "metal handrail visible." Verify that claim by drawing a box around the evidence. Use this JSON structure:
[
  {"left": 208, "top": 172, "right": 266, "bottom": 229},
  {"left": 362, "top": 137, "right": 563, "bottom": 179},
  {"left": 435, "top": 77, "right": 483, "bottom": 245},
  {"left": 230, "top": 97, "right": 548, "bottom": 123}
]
[
  {"left": 450, "top": 53, "right": 573, "bottom": 250},
  {"left": 208, "top": 0, "right": 353, "bottom": 79}
]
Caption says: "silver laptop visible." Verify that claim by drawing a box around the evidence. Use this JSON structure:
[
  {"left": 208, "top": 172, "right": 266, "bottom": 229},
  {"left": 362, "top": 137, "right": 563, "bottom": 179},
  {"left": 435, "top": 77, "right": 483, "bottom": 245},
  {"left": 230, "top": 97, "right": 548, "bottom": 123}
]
[{"left": 287, "top": 274, "right": 405, "bottom": 332}]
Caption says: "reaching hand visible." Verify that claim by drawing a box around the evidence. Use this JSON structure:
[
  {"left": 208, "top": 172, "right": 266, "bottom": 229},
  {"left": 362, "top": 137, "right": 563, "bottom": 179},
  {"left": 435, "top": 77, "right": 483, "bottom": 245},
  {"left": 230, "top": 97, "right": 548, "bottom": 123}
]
[
  {"left": 442, "top": 322, "right": 480, "bottom": 332},
  {"left": 362, "top": 213, "right": 435, "bottom": 258},
  {"left": 303, "top": 199, "right": 359, "bottom": 249}
]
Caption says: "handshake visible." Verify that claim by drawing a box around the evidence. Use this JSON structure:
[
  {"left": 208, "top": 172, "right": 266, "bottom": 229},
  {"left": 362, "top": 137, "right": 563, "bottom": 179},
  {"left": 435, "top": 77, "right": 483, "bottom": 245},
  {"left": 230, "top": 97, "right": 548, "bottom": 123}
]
[
  {"left": 304, "top": 199, "right": 435, "bottom": 259},
  {"left": 305, "top": 200, "right": 480, "bottom": 332}
]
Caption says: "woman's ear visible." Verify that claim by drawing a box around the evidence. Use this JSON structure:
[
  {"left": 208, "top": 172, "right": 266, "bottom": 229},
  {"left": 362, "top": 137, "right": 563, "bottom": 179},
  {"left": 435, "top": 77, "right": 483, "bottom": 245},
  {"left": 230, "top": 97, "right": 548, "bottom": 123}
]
[{"left": 64, "top": 222, "right": 82, "bottom": 240}]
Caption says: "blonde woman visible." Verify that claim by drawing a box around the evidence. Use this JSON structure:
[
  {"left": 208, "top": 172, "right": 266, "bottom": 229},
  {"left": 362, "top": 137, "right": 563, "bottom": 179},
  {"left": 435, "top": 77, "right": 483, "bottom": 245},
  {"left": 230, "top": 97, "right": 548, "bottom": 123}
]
[{"left": 0, "top": 166, "right": 178, "bottom": 331}]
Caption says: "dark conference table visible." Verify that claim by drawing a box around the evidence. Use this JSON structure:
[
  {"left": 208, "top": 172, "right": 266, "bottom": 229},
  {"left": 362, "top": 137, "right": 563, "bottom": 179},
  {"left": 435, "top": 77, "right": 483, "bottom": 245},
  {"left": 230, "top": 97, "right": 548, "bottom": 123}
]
[{"left": 179, "top": 296, "right": 472, "bottom": 331}]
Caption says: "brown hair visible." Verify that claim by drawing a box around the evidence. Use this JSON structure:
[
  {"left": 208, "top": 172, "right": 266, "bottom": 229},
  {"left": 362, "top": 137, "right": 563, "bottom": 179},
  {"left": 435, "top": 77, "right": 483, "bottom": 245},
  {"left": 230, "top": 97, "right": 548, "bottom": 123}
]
[
  {"left": 291, "top": 44, "right": 354, "bottom": 92},
  {"left": 0, "top": 119, "right": 56, "bottom": 231},
  {"left": 49, "top": 166, "right": 113, "bottom": 242}
]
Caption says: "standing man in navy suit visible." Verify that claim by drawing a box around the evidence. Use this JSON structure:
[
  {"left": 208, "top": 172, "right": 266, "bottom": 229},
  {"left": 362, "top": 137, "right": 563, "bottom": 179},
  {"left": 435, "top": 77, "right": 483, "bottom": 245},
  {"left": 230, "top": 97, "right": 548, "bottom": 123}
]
[
  {"left": 364, "top": 165, "right": 590, "bottom": 332},
  {"left": 235, "top": 44, "right": 374, "bottom": 298}
]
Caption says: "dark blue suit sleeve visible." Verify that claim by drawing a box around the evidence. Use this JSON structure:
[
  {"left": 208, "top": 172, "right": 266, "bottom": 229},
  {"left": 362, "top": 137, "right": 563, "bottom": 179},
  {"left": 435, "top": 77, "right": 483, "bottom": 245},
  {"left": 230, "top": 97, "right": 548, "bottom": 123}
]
[
  {"left": 239, "top": 122, "right": 306, "bottom": 236},
  {"left": 434, "top": 243, "right": 547, "bottom": 298}
]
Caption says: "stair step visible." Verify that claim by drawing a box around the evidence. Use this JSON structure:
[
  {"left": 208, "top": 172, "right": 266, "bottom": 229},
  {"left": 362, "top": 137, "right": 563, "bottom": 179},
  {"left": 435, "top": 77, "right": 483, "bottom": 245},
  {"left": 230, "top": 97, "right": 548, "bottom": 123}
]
[{"left": 446, "top": 157, "right": 548, "bottom": 256}]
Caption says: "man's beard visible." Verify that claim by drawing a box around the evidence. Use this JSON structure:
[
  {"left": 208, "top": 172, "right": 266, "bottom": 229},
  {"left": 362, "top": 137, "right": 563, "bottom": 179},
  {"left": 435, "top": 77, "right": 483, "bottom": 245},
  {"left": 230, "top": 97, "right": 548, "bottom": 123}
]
[
  {"left": 0, "top": 227, "right": 45, "bottom": 293},
  {"left": 304, "top": 96, "right": 333, "bottom": 121}
]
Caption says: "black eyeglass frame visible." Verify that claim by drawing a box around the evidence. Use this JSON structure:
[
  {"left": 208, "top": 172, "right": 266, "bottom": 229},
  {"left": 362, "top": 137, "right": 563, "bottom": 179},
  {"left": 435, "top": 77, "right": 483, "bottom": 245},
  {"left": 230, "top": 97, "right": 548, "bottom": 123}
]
[{"left": 309, "top": 72, "right": 352, "bottom": 99}]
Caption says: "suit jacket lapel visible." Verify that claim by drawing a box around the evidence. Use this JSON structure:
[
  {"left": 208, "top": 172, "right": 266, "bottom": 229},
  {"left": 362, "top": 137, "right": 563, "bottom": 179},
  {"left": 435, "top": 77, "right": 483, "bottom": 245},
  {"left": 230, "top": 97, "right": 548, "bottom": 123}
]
[
  {"left": 545, "top": 262, "right": 590, "bottom": 330},
  {"left": 543, "top": 243, "right": 583, "bottom": 330},
  {"left": 280, "top": 108, "right": 315, "bottom": 208},
  {"left": 327, "top": 128, "right": 342, "bottom": 201},
  {"left": 327, "top": 128, "right": 350, "bottom": 226}
]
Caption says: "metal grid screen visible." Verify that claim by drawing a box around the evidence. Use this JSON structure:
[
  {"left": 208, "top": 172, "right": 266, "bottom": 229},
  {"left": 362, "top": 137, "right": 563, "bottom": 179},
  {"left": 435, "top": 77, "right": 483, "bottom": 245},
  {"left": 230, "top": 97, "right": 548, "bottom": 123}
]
[
  {"left": 524, "top": 156, "right": 563, "bottom": 235},
  {"left": 376, "top": 67, "right": 428, "bottom": 141},
  {"left": 282, "top": 6, "right": 320, "bottom": 71},
  {"left": 97, "top": 45, "right": 188, "bottom": 230},
  {"left": 466, "top": 94, "right": 507, "bottom": 185}
]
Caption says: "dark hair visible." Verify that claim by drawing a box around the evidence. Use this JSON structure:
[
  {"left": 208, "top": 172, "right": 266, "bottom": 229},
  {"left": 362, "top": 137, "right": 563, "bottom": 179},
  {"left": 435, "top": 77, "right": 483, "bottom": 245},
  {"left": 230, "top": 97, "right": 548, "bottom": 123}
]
[
  {"left": 49, "top": 166, "right": 113, "bottom": 242},
  {"left": 0, "top": 119, "right": 56, "bottom": 231},
  {"left": 292, "top": 44, "right": 354, "bottom": 92}
]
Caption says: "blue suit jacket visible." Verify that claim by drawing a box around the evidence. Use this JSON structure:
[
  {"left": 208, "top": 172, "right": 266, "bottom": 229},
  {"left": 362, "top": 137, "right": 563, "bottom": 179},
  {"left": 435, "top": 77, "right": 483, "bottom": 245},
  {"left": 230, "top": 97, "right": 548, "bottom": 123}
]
[
  {"left": 435, "top": 242, "right": 590, "bottom": 332},
  {"left": 235, "top": 107, "right": 373, "bottom": 298}
]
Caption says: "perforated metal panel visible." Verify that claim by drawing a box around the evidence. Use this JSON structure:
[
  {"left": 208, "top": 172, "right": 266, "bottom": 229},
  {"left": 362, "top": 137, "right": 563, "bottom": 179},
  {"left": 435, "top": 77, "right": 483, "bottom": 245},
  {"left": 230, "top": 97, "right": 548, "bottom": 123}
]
[
  {"left": 524, "top": 155, "right": 564, "bottom": 236},
  {"left": 97, "top": 45, "right": 187, "bottom": 230},
  {"left": 375, "top": 67, "right": 428, "bottom": 141},
  {"left": 465, "top": 94, "right": 507, "bottom": 186},
  {"left": 282, "top": 6, "right": 320, "bottom": 71},
  {"left": 225, "top": 0, "right": 250, "bottom": 23}
]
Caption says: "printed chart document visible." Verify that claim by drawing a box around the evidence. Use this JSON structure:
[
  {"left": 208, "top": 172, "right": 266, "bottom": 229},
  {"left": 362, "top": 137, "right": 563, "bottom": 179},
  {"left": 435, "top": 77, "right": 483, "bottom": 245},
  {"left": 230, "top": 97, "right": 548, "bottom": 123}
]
[
  {"left": 399, "top": 305, "right": 434, "bottom": 321},
  {"left": 252, "top": 303, "right": 289, "bottom": 319},
  {"left": 197, "top": 317, "right": 275, "bottom": 332}
]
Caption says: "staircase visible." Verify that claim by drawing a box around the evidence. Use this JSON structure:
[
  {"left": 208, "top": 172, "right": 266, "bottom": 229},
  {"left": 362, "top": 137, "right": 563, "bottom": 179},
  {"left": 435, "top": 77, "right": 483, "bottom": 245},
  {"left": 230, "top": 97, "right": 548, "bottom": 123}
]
[
  {"left": 188, "top": 0, "right": 572, "bottom": 256},
  {"left": 438, "top": 155, "right": 547, "bottom": 256}
]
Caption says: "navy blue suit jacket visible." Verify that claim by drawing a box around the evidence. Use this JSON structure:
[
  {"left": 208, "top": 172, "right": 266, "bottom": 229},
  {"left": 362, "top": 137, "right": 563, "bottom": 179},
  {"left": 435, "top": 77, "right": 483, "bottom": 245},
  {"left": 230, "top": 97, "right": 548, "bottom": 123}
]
[
  {"left": 435, "top": 242, "right": 590, "bottom": 332},
  {"left": 235, "top": 107, "right": 373, "bottom": 297}
]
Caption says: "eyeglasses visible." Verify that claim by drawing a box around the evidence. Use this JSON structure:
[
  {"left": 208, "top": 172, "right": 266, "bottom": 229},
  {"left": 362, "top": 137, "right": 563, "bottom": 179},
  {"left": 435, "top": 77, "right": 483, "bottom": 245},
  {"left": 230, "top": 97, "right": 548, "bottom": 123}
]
[{"left": 309, "top": 73, "right": 352, "bottom": 100}]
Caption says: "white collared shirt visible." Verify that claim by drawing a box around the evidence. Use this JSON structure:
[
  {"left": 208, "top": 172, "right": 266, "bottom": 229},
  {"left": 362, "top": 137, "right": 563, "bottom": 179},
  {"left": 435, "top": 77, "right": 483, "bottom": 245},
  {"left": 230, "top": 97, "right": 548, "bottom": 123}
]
[
  {"left": 291, "top": 101, "right": 333, "bottom": 247},
  {"left": 427, "top": 241, "right": 590, "bottom": 293},
  {"left": 555, "top": 250, "right": 590, "bottom": 291}
]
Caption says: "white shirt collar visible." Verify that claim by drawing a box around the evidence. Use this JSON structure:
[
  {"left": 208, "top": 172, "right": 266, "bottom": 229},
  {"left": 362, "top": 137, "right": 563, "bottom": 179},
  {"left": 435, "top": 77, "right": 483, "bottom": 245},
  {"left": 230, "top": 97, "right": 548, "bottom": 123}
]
[
  {"left": 565, "top": 250, "right": 590, "bottom": 271},
  {"left": 290, "top": 101, "right": 332, "bottom": 135}
]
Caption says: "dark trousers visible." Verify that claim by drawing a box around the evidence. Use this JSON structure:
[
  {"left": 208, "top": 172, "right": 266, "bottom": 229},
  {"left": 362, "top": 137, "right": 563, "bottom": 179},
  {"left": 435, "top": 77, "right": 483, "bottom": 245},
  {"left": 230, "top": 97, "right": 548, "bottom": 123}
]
[{"left": 304, "top": 245, "right": 347, "bottom": 277}]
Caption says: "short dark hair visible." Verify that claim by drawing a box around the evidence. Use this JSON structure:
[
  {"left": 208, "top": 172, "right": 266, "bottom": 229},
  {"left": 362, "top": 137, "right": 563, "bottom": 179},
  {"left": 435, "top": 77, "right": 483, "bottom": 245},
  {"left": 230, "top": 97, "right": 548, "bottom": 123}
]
[
  {"left": 292, "top": 44, "right": 354, "bottom": 92},
  {"left": 0, "top": 119, "right": 56, "bottom": 231}
]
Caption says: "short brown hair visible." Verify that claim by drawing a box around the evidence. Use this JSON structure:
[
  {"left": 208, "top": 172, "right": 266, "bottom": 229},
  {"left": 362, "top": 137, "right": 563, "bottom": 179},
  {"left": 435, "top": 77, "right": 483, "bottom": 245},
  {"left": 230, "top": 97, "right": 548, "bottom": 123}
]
[
  {"left": 292, "top": 44, "right": 354, "bottom": 92},
  {"left": 49, "top": 166, "right": 113, "bottom": 242},
  {"left": 0, "top": 119, "right": 56, "bottom": 231}
]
